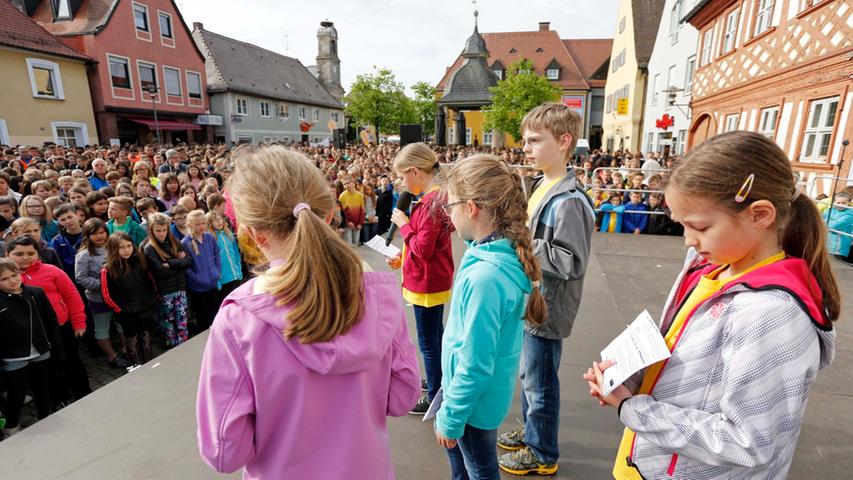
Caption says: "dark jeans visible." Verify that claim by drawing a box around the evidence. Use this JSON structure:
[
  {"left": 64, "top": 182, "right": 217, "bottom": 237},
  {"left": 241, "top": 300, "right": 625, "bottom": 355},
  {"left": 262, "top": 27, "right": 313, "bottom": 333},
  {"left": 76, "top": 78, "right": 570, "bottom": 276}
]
[
  {"left": 189, "top": 289, "right": 218, "bottom": 332},
  {"left": 360, "top": 222, "right": 379, "bottom": 243},
  {"left": 413, "top": 304, "right": 444, "bottom": 401},
  {"left": 51, "top": 321, "right": 91, "bottom": 406},
  {"left": 446, "top": 424, "right": 500, "bottom": 480},
  {"left": 4, "top": 358, "right": 52, "bottom": 428},
  {"left": 521, "top": 330, "right": 563, "bottom": 464}
]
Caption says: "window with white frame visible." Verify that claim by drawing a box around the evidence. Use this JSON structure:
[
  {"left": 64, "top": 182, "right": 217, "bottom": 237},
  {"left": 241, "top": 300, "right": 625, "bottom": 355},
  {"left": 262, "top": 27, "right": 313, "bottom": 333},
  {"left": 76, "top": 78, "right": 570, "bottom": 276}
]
[
  {"left": 701, "top": 28, "right": 714, "bottom": 65},
  {"left": 493, "top": 69, "right": 503, "bottom": 80},
  {"left": 53, "top": 0, "right": 71, "bottom": 20},
  {"left": 666, "top": 64, "right": 676, "bottom": 91},
  {"left": 448, "top": 127, "right": 455, "bottom": 144},
  {"left": 677, "top": 130, "right": 686, "bottom": 154},
  {"left": 483, "top": 130, "right": 493, "bottom": 145},
  {"left": 138, "top": 62, "right": 157, "bottom": 91},
  {"left": 299, "top": 107, "right": 306, "bottom": 120},
  {"left": 725, "top": 113, "right": 739, "bottom": 132},
  {"left": 684, "top": 55, "right": 695, "bottom": 93},
  {"left": 312, "top": 109, "right": 320, "bottom": 122},
  {"left": 754, "top": 0, "right": 775, "bottom": 36},
  {"left": 133, "top": 3, "right": 149, "bottom": 32},
  {"left": 52, "top": 122, "right": 87, "bottom": 147},
  {"left": 651, "top": 74, "right": 659, "bottom": 106},
  {"left": 26, "top": 59, "right": 64, "bottom": 99},
  {"left": 619, "top": 17, "right": 626, "bottom": 33},
  {"left": 164, "top": 67, "right": 181, "bottom": 96},
  {"left": 236, "top": 97, "right": 248, "bottom": 116},
  {"left": 108, "top": 56, "right": 131, "bottom": 89},
  {"left": 278, "top": 103, "right": 289, "bottom": 118},
  {"left": 466, "top": 128, "right": 472, "bottom": 145},
  {"left": 186, "top": 72, "right": 202, "bottom": 98},
  {"left": 546, "top": 68, "right": 559, "bottom": 80},
  {"left": 158, "top": 12, "right": 172, "bottom": 38},
  {"left": 648, "top": 133, "right": 654, "bottom": 151},
  {"left": 800, "top": 96, "right": 839, "bottom": 163},
  {"left": 722, "top": 9, "right": 739, "bottom": 53},
  {"left": 56, "top": 127, "right": 78, "bottom": 146},
  {"left": 670, "top": 0, "right": 683, "bottom": 44},
  {"left": 758, "top": 106, "right": 779, "bottom": 138},
  {"left": 331, "top": 111, "right": 340, "bottom": 123},
  {"left": 260, "top": 101, "right": 271, "bottom": 118}
]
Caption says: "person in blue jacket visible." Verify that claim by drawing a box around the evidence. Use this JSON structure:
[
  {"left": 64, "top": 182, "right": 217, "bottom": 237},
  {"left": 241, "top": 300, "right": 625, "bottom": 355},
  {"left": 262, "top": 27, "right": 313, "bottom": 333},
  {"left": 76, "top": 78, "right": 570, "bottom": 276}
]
[
  {"left": 205, "top": 210, "right": 242, "bottom": 305},
  {"left": 823, "top": 192, "right": 852, "bottom": 258},
  {"left": 49, "top": 203, "right": 85, "bottom": 279},
  {"left": 434, "top": 154, "right": 547, "bottom": 480},
  {"left": 181, "top": 209, "right": 220, "bottom": 333},
  {"left": 621, "top": 191, "right": 649, "bottom": 234}
]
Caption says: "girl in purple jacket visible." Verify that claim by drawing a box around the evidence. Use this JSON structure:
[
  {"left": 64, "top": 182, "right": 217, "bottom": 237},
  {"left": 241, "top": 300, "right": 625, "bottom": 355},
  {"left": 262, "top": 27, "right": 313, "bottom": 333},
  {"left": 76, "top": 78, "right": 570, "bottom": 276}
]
[{"left": 196, "top": 146, "right": 421, "bottom": 480}]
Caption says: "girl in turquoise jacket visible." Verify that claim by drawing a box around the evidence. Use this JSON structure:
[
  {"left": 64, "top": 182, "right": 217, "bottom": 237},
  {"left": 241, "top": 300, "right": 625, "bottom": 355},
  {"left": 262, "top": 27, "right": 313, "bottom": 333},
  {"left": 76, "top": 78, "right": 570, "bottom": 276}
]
[
  {"left": 206, "top": 211, "right": 243, "bottom": 302},
  {"left": 435, "top": 154, "right": 546, "bottom": 480}
]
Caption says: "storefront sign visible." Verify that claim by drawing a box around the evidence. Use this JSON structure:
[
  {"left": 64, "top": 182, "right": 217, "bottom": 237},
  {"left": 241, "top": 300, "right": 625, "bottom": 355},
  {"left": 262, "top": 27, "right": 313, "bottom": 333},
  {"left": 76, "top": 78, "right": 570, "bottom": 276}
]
[
  {"left": 197, "top": 115, "right": 223, "bottom": 126},
  {"left": 562, "top": 95, "right": 585, "bottom": 116}
]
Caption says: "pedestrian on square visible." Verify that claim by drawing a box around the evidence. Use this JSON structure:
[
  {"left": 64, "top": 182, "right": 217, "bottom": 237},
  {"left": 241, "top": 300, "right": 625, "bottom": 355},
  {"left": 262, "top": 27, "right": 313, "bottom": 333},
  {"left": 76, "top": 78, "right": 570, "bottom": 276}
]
[
  {"left": 388, "top": 142, "right": 455, "bottom": 415},
  {"left": 143, "top": 213, "right": 192, "bottom": 348},
  {"left": 435, "top": 154, "right": 546, "bottom": 480},
  {"left": 584, "top": 131, "right": 838, "bottom": 480},
  {"left": 196, "top": 146, "right": 420, "bottom": 479}
]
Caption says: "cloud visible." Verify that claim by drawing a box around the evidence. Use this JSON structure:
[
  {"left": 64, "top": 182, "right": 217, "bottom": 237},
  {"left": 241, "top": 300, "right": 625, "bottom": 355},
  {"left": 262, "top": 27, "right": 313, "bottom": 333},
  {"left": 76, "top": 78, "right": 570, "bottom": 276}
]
[{"left": 177, "top": 0, "right": 619, "bottom": 94}]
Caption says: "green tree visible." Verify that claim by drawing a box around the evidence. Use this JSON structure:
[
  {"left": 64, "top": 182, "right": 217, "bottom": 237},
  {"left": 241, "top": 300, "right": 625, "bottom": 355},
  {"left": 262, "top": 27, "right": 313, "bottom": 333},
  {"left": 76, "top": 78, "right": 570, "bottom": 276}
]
[
  {"left": 483, "top": 59, "right": 562, "bottom": 142},
  {"left": 410, "top": 81, "right": 437, "bottom": 136},
  {"left": 344, "top": 68, "right": 413, "bottom": 137}
]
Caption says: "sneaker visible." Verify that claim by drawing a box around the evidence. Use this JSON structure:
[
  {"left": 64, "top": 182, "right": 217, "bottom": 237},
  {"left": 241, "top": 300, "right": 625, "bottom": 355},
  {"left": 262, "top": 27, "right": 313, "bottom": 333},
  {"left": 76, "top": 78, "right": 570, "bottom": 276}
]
[
  {"left": 497, "top": 426, "right": 525, "bottom": 451},
  {"left": 421, "top": 379, "right": 428, "bottom": 392},
  {"left": 409, "top": 395, "right": 430, "bottom": 415},
  {"left": 499, "top": 447, "right": 558, "bottom": 476},
  {"left": 108, "top": 353, "right": 131, "bottom": 369}
]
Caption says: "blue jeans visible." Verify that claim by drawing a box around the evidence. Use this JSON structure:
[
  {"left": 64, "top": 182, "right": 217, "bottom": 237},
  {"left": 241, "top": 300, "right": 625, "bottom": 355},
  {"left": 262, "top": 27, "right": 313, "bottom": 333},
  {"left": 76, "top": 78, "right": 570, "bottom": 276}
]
[
  {"left": 446, "top": 424, "right": 500, "bottom": 480},
  {"left": 521, "top": 330, "right": 563, "bottom": 464},
  {"left": 413, "top": 304, "right": 444, "bottom": 401}
]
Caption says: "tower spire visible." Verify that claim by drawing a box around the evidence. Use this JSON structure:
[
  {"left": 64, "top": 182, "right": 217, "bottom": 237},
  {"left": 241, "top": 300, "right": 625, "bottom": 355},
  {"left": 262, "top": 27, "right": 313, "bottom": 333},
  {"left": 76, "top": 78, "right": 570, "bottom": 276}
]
[{"left": 473, "top": 0, "right": 479, "bottom": 30}]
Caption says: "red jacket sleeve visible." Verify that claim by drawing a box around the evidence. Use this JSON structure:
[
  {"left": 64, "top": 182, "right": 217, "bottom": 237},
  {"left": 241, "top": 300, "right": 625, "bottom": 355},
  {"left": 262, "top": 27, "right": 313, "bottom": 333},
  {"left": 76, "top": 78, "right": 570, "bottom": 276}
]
[
  {"left": 55, "top": 267, "right": 87, "bottom": 330},
  {"left": 400, "top": 198, "right": 447, "bottom": 261}
]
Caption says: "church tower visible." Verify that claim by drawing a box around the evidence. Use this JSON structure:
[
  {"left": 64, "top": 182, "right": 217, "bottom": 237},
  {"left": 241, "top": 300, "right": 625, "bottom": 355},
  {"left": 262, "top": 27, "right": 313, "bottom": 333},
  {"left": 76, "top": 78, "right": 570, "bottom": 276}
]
[{"left": 316, "top": 20, "right": 344, "bottom": 102}]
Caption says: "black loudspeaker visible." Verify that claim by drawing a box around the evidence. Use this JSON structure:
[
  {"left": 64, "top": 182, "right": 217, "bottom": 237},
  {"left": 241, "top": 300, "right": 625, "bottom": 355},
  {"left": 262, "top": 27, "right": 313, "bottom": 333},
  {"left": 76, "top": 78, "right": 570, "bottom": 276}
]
[
  {"left": 333, "top": 128, "right": 346, "bottom": 148},
  {"left": 400, "top": 124, "right": 423, "bottom": 148}
]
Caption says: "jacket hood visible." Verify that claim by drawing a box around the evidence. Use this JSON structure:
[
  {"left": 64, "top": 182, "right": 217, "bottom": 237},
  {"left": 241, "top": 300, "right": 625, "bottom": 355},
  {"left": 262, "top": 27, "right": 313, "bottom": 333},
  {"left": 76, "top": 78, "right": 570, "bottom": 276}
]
[
  {"left": 463, "top": 238, "right": 532, "bottom": 294},
  {"left": 225, "top": 271, "right": 405, "bottom": 376}
]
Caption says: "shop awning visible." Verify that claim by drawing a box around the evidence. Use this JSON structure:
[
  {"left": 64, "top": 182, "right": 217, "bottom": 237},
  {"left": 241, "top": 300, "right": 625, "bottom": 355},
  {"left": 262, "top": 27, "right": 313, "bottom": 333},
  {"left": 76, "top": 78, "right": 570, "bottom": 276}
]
[{"left": 125, "top": 117, "right": 201, "bottom": 131}]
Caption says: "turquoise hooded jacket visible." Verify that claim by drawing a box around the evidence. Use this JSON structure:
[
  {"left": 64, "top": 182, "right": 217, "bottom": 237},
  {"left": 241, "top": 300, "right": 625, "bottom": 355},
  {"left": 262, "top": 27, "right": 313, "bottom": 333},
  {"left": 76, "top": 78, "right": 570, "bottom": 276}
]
[{"left": 436, "top": 237, "right": 532, "bottom": 439}]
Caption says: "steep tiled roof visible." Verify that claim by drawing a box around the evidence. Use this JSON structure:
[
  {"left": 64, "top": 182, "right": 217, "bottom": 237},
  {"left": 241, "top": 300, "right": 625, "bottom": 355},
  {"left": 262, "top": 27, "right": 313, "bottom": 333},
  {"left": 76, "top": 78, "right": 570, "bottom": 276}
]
[
  {"left": 562, "top": 38, "right": 613, "bottom": 87},
  {"left": 30, "top": 0, "right": 117, "bottom": 36},
  {"left": 437, "top": 28, "right": 589, "bottom": 91},
  {"left": 632, "top": 0, "right": 666, "bottom": 67},
  {"left": 0, "top": 0, "right": 91, "bottom": 61},
  {"left": 192, "top": 28, "right": 342, "bottom": 109}
]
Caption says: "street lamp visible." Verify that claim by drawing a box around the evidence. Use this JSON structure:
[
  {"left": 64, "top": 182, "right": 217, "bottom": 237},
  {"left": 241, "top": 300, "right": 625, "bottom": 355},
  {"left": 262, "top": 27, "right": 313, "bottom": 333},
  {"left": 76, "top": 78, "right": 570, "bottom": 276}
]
[{"left": 144, "top": 84, "right": 162, "bottom": 145}]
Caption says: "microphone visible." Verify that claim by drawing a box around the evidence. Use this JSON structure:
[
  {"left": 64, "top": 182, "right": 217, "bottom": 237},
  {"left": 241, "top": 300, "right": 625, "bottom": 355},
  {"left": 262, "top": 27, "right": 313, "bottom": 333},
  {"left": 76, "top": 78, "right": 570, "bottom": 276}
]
[{"left": 386, "top": 191, "right": 414, "bottom": 246}]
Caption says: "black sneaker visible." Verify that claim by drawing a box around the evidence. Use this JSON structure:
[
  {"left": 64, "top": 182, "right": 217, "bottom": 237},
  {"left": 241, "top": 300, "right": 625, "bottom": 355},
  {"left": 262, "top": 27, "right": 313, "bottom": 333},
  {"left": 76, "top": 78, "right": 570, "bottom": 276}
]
[
  {"left": 421, "top": 379, "right": 428, "bottom": 392},
  {"left": 108, "top": 353, "right": 131, "bottom": 369},
  {"left": 499, "top": 447, "right": 558, "bottom": 476},
  {"left": 497, "top": 426, "right": 525, "bottom": 451},
  {"left": 409, "top": 395, "right": 430, "bottom": 415}
]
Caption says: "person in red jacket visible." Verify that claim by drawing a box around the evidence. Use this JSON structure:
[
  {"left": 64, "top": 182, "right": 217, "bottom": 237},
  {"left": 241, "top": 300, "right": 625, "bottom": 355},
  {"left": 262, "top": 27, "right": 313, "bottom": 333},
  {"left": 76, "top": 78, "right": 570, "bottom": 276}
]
[
  {"left": 6, "top": 236, "right": 91, "bottom": 406},
  {"left": 388, "top": 142, "right": 454, "bottom": 415}
]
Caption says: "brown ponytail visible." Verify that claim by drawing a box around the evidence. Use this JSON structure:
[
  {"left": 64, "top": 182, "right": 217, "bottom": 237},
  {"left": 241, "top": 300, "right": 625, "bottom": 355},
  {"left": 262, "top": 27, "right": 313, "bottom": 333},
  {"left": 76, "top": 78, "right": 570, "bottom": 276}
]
[
  {"left": 444, "top": 154, "right": 547, "bottom": 325},
  {"left": 667, "top": 131, "right": 841, "bottom": 321}
]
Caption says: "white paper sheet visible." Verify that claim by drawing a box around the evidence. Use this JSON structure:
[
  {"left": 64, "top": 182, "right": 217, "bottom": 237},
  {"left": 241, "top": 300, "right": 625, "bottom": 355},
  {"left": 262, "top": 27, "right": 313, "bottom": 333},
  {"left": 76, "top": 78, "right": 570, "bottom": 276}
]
[
  {"left": 423, "top": 387, "right": 443, "bottom": 422},
  {"left": 599, "top": 310, "right": 671, "bottom": 396},
  {"left": 365, "top": 234, "right": 401, "bottom": 258}
]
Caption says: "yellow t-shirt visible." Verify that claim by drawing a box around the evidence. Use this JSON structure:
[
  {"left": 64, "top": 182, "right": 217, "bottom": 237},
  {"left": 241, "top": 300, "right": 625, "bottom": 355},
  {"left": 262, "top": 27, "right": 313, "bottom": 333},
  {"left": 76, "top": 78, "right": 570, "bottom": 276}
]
[
  {"left": 613, "top": 251, "right": 787, "bottom": 480},
  {"left": 527, "top": 177, "right": 563, "bottom": 219}
]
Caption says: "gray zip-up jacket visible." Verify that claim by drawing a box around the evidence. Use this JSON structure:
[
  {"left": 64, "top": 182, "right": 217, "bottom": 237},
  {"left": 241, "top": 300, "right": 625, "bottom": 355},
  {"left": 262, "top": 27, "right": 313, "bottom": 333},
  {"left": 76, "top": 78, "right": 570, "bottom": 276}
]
[
  {"left": 526, "top": 168, "right": 595, "bottom": 339},
  {"left": 75, "top": 246, "right": 108, "bottom": 304}
]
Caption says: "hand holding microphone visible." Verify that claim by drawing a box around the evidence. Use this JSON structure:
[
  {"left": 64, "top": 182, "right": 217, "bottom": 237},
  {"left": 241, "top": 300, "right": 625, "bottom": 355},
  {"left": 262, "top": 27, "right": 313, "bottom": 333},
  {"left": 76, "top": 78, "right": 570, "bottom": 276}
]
[{"left": 386, "top": 191, "right": 414, "bottom": 246}]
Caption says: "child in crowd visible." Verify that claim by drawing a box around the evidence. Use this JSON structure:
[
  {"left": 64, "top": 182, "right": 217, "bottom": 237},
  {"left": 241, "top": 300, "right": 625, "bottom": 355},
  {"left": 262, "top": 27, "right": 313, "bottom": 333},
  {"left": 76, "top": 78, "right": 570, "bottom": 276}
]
[
  {"left": 182, "top": 210, "right": 220, "bottom": 332},
  {"left": 584, "top": 131, "right": 839, "bottom": 480},
  {"left": 19, "top": 195, "right": 58, "bottom": 242},
  {"left": 102, "top": 232, "right": 157, "bottom": 366},
  {"left": 67, "top": 187, "right": 88, "bottom": 207},
  {"left": 626, "top": 172, "right": 646, "bottom": 201},
  {"left": 107, "top": 196, "right": 146, "bottom": 246},
  {"left": 196, "top": 146, "right": 420, "bottom": 478},
  {"left": 75, "top": 218, "right": 129, "bottom": 369},
  {"left": 339, "top": 177, "right": 365, "bottom": 246},
  {"left": 0, "top": 196, "right": 17, "bottom": 234},
  {"left": 9, "top": 217, "right": 63, "bottom": 269},
  {"left": 823, "top": 192, "right": 852, "bottom": 259},
  {"left": 0, "top": 259, "right": 62, "bottom": 438},
  {"left": 205, "top": 210, "right": 242, "bottom": 303},
  {"left": 50, "top": 203, "right": 84, "bottom": 280},
  {"left": 361, "top": 184, "right": 379, "bottom": 243},
  {"left": 85, "top": 191, "right": 109, "bottom": 222},
  {"left": 599, "top": 195, "right": 625, "bottom": 233},
  {"left": 135, "top": 197, "right": 158, "bottom": 231},
  {"left": 143, "top": 213, "right": 191, "bottom": 347},
  {"left": 436, "top": 154, "right": 546, "bottom": 479},
  {"left": 6, "top": 236, "right": 91, "bottom": 406},
  {"left": 158, "top": 173, "right": 181, "bottom": 211},
  {"left": 644, "top": 193, "right": 679, "bottom": 236},
  {"left": 169, "top": 205, "right": 190, "bottom": 241},
  {"left": 621, "top": 191, "right": 648, "bottom": 234}
]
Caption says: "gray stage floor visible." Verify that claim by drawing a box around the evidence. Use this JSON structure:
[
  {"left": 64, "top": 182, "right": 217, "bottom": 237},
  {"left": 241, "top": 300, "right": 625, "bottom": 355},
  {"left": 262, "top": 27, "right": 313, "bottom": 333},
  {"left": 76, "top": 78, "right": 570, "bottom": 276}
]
[{"left": 1, "top": 233, "right": 851, "bottom": 479}]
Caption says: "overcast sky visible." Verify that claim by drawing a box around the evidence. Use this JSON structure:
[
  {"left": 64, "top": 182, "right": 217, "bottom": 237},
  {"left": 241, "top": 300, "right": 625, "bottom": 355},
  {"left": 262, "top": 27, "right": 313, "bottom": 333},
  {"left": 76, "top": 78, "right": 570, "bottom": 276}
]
[{"left": 177, "top": 0, "right": 619, "bottom": 94}]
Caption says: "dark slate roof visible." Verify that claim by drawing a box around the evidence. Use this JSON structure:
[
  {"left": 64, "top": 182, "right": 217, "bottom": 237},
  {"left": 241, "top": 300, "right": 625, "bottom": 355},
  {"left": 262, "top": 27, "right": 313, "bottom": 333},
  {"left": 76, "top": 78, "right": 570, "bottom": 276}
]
[
  {"left": 0, "top": 0, "right": 91, "bottom": 61},
  {"left": 632, "top": 0, "right": 666, "bottom": 67},
  {"left": 192, "top": 28, "right": 342, "bottom": 110},
  {"left": 439, "top": 24, "right": 497, "bottom": 107},
  {"left": 546, "top": 58, "right": 560, "bottom": 69}
]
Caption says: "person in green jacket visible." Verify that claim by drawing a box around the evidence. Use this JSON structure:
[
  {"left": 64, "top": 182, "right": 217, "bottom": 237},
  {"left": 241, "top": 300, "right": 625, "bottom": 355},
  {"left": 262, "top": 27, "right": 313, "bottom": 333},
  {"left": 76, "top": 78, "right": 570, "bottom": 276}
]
[
  {"left": 106, "top": 197, "right": 147, "bottom": 246},
  {"left": 435, "top": 154, "right": 546, "bottom": 480}
]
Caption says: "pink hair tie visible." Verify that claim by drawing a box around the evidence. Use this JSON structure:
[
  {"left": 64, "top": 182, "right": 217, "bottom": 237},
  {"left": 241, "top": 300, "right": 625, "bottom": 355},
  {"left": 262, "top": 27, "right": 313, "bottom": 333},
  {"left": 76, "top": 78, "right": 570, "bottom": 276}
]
[{"left": 293, "top": 203, "right": 311, "bottom": 218}]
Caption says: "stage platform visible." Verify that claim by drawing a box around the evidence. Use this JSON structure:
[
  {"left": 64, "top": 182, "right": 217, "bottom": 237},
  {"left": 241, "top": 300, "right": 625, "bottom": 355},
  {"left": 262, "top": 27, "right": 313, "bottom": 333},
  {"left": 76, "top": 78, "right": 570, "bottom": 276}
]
[{"left": 2, "top": 233, "right": 851, "bottom": 479}]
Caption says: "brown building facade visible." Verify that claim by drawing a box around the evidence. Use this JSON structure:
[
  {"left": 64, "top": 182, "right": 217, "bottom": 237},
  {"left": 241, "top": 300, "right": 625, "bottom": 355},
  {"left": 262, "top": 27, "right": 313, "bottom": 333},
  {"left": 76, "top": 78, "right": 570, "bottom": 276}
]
[{"left": 685, "top": 0, "right": 853, "bottom": 195}]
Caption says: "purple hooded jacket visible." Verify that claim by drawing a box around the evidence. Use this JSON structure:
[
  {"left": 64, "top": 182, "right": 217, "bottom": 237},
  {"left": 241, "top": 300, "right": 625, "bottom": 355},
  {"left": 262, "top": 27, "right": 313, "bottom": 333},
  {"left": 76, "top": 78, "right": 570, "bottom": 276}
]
[{"left": 196, "top": 271, "right": 421, "bottom": 479}]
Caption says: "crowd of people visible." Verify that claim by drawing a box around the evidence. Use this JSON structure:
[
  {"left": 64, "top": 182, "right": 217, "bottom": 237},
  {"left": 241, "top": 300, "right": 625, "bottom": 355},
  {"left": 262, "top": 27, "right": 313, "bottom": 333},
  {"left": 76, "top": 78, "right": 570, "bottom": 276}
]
[{"left": 0, "top": 100, "right": 847, "bottom": 480}]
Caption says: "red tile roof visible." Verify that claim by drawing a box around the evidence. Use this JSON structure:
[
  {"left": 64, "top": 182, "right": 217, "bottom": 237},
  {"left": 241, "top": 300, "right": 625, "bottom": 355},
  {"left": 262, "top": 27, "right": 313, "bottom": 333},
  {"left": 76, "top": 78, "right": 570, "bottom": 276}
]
[
  {"left": 562, "top": 39, "right": 613, "bottom": 87},
  {"left": 30, "top": 0, "right": 115, "bottom": 36},
  {"left": 0, "top": 0, "right": 91, "bottom": 61},
  {"left": 437, "top": 29, "right": 591, "bottom": 91}
]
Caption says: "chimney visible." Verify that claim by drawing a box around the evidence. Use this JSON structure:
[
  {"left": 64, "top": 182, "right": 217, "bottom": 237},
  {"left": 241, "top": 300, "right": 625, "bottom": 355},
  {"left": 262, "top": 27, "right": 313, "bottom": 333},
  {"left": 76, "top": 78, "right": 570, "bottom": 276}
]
[
  {"left": 193, "top": 22, "right": 203, "bottom": 31},
  {"left": 538, "top": 22, "right": 550, "bottom": 31}
]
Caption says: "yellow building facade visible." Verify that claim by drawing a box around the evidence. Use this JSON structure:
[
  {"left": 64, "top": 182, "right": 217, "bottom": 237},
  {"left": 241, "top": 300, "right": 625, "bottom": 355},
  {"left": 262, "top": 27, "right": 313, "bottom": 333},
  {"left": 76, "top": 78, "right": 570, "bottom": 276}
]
[
  {"left": 0, "top": 47, "right": 97, "bottom": 147},
  {"left": 602, "top": 0, "right": 665, "bottom": 153}
]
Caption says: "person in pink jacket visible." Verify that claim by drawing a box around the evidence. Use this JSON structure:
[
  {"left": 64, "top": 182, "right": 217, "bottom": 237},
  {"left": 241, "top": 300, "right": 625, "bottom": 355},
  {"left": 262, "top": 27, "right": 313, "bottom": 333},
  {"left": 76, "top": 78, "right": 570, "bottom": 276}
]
[{"left": 196, "top": 146, "right": 421, "bottom": 479}]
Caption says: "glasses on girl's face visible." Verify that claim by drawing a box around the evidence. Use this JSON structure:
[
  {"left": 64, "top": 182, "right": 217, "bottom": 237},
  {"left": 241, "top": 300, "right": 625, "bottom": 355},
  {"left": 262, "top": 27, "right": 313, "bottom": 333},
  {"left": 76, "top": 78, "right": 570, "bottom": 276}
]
[{"left": 441, "top": 200, "right": 466, "bottom": 214}]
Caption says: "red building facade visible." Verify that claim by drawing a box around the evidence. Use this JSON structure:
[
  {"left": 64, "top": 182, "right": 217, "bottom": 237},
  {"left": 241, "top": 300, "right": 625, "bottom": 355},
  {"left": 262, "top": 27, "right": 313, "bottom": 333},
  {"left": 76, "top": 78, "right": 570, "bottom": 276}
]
[{"left": 27, "top": 0, "right": 210, "bottom": 144}]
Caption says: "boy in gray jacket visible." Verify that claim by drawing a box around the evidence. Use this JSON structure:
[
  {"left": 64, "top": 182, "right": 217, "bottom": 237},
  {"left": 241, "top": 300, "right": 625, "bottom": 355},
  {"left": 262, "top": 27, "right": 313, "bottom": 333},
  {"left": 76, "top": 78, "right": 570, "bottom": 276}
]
[{"left": 498, "top": 103, "right": 595, "bottom": 476}]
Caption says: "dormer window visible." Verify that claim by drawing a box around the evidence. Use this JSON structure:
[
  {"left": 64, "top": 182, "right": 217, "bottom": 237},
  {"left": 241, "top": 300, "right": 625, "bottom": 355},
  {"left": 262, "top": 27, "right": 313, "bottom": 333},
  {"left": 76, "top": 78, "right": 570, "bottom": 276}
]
[
  {"left": 53, "top": 0, "right": 71, "bottom": 20},
  {"left": 509, "top": 48, "right": 517, "bottom": 53},
  {"left": 493, "top": 69, "right": 503, "bottom": 80},
  {"left": 536, "top": 48, "right": 544, "bottom": 53},
  {"left": 547, "top": 68, "right": 559, "bottom": 80}
]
